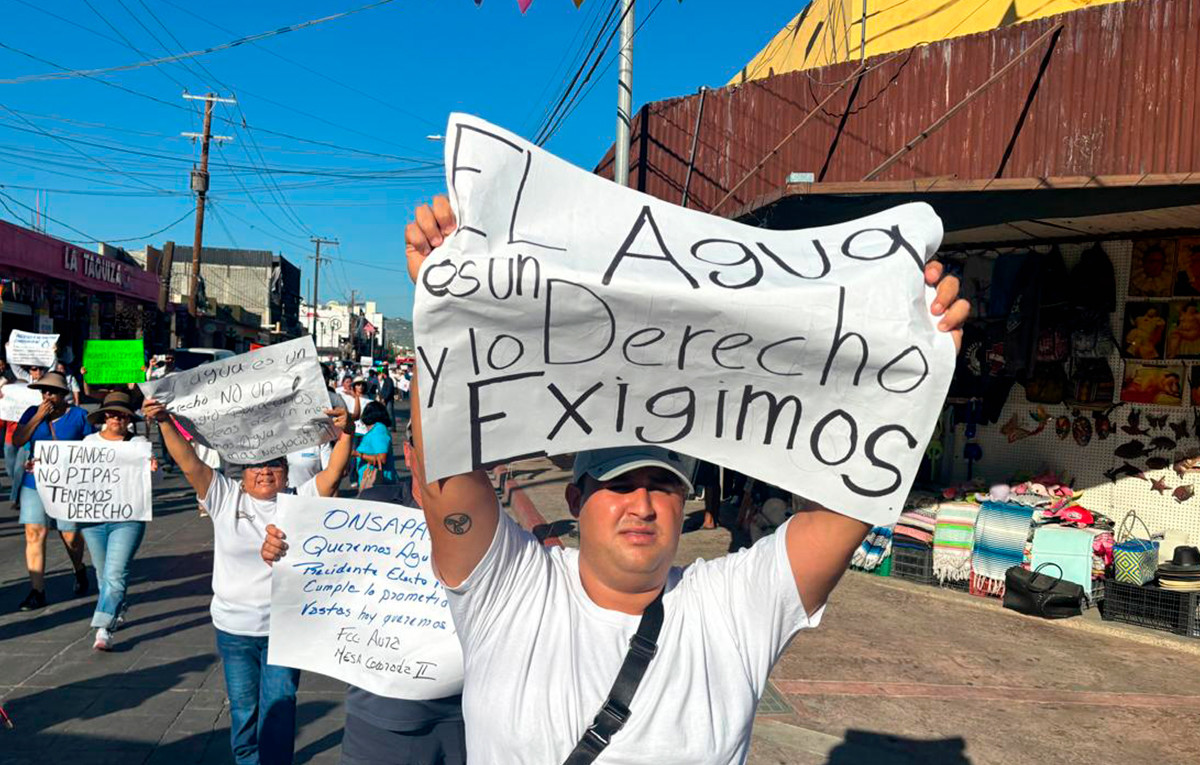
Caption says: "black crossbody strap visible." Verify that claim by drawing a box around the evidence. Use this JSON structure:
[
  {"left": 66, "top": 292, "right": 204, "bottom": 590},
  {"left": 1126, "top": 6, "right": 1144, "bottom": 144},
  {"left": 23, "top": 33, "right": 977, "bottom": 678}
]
[{"left": 563, "top": 588, "right": 666, "bottom": 765}]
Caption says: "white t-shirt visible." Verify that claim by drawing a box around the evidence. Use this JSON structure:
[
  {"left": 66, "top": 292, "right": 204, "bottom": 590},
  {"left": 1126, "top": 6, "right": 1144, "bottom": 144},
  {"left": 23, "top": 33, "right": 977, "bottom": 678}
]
[
  {"left": 200, "top": 471, "right": 319, "bottom": 636},
  {"left": 286, "top": 441, "right": 332, "bottom": 488},
  {"left": 83, "top": 432, "right": 148, "bottom": 444},
  {"left": 447, "top": 512, "right": 818, "bottom": 764}
]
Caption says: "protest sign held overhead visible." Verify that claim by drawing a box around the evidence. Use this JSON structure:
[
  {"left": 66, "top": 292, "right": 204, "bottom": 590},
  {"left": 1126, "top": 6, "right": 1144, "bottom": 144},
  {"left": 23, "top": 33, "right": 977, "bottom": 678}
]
[
  {"left": 7, "top": 330, "right": 58, "bottom": 368},
  {"left": 83, "top": 339, "right": 146, "bottom": 384},
  {"left": 414, "top": 114, "right": 956, "bottom": 526},
  {"left": 35, "top": 440, "right": 153, "bottom": 523},
  {"left": 138, "top": 336, "right": 338, "bottom": 465},
  {"left": 269, "top": 495, "right": 463, "bottom": 700},
  {"left": 0, "top": 383, "right": 42, "bottom": 422}
]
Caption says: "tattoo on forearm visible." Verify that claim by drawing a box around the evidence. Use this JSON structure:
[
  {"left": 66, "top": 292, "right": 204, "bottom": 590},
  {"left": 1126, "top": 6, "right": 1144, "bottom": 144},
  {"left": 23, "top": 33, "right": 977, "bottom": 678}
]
[{"left": 444, "top": 513, "right": 473, "bottom": 535}]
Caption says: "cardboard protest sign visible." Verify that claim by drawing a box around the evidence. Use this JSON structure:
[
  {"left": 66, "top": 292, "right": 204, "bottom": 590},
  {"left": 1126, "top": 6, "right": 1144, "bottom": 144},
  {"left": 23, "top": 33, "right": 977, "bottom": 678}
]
[
  {"left": 34, "top": 440, "right": 153, "bottom": 522},
  {"left": 83, "top": 339, "right": 146, "bottom": 384},
  {"left": 138, "top": 336, "right": 338, "bottom": 464},
  {"left": 268, "top": 495, "right": 462, "bottom": 700},
  {"left": 0, "top": 383, "right": 43, "bottom": 422},
  {"left": 7, "top": 330, "right": 58, "bottom": 368},
  {"left": 413, "top": 114, "right": 956, "bottom": 527}
]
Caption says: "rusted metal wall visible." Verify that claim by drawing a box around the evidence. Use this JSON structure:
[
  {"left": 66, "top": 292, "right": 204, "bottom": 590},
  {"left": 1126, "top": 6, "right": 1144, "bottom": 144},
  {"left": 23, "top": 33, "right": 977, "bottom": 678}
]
[{"left": 599, "top": 0, "right": 1200, "bottom": 215}]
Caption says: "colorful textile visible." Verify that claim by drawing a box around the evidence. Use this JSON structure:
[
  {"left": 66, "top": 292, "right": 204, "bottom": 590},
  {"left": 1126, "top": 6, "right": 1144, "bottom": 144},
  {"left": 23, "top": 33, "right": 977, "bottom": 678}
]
[
  {"left": 1030, "top": 526, "right": 1095, "bottom": 592},
  {"left": 895, "top": 505, "right": 939, "bottom": 545},
  {"left": 932, "top": 502, "right": 980, "bottom": 582},
  {"left": 851, "top": 526, "right": 893, "bottom": 571},
  {"left": 970, "top": 501, "right": 1037, "bottom": 596}
]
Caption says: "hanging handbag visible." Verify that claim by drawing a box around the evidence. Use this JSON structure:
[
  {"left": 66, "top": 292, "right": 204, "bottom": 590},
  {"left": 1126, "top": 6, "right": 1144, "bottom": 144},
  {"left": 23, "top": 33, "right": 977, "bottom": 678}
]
[
  {"left": 1003, "top": 563, "right": 1084, "bottom": 619},
  {"left": 563, "top": 589, "right": 664, "bottom": 765},
  {"left": 1113, "top": 512, "right": 1158, "bottom": 585}
]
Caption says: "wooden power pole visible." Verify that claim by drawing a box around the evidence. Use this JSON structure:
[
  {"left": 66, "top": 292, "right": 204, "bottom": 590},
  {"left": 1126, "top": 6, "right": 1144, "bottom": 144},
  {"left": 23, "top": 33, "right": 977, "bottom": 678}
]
[
  {"left": 182, "top": 92, "right": 235, "bottom": 317},
  {"left": 310, "top": 236, "right": 338, "bottom": 347}
]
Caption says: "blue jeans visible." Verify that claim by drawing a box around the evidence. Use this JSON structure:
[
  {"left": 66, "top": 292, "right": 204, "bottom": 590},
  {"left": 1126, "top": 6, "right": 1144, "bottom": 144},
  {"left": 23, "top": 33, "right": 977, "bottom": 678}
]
[
  {"left": 80, "top": 521, "right": 146, "bottom": 629},
  {"left": 215, "top": 629, "right": 301, "bottom": 765},
  {"left": 5, "top": 442, "right": 25, "bottom": 501}
]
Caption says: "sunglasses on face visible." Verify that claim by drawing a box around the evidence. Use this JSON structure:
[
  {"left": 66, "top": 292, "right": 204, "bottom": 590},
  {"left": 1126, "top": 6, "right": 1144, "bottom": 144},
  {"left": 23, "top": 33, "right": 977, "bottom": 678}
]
[
  {"left": 245, "top": 464, "right": 286, "bottom": 474},
  {"left": 105, "top": 412, "right": 132, "bottom": 421}
]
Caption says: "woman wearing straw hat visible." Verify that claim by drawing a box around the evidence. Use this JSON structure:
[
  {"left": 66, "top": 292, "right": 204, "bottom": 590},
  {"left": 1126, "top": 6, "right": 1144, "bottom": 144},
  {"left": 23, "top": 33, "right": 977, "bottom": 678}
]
[
  {"left": 11, "top": 370, "right": 94, "bottom": 611},
  {"left": 79, "top": 391, "right": 157, "bottom": 650}
]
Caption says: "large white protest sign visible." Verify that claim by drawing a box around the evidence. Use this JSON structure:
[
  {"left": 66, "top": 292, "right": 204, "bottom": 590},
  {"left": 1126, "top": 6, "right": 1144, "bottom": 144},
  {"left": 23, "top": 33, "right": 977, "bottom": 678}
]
[
  {"left": 34, "top": 439, "right": 153, "bottom": 522},
  {"left": 7, "top": 330, "right": 58, "bottom": 368},
  {"left": 138, "top": 336, "right": 337, "bottom": 464},
  {"left": 0, "top": 383, "right": 43, "bottom": 422},
  {"left": 414, "top": 114, "right": 957, "bottom": 526},
  {"left": 268, "top": 495, "right": 462, "bottom": 700}
]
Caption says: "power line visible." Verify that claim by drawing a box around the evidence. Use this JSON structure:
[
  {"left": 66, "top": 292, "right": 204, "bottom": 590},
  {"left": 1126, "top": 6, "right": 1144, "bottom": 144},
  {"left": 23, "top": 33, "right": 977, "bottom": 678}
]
[
  {"left": 525, "top": 0, "right": 611, "bottom": 134},
  {"left": 532, "top": 0, "right": 623, "bottom": 145},
  {"left": 152, "top": 0, "right": 440, "bottom": 132},
  {"left": 325, "top": 255, "right": 407, "bottom": 274},
  {"left": 0, "top": 41, "right": 438, "bottom": 164},
  {"left": 0, "top": 186, "right": 193, "bottom": 244},
  {"left": 0, "top": 0, "right": 400, "bottom": 84},
  {"left": 539, "top": 0, "right": 666, "bottom": 147},
  {"left": 0, "top": 102, "right": 168, "bottom": 192},
  {"left": 80, "top": 0, "right": 196, "bottom": 95},
  {"left": 0, "top": 120, "right": 433, "bottom": 176}
]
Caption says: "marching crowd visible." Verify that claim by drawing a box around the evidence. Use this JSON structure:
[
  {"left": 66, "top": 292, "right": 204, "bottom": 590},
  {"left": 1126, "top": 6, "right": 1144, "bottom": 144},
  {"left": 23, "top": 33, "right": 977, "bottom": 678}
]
[{"left": 0, "top": 196, "right": 968, "bottom": 765}]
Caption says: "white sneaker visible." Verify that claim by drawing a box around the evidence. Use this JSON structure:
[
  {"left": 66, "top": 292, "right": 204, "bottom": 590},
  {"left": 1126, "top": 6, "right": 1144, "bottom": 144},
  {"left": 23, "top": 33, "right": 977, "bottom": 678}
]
[{"left": 93, "top": 628, "right": 113, "bottom": 651}]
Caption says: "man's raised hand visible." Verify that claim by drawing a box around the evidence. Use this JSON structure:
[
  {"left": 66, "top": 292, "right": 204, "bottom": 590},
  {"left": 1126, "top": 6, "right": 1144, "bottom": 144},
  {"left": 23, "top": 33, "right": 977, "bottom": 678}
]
[
  {"left": 924, "top": 261, "right": 969, "bottom": 352},
  {"left": 405, "top": 196, "right": 456, "bottom": 283}
]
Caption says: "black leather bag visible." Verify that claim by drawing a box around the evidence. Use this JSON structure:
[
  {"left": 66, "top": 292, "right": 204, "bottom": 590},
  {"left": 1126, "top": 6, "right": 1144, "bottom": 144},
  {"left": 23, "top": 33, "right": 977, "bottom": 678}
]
[{"left": 1003, "top": 563, "right": 1084, "bottom": 619}]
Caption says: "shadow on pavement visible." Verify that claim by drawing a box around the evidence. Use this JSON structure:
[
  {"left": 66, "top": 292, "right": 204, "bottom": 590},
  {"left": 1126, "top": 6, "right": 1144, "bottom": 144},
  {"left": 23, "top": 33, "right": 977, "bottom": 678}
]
[
  {"left": 826, "top": 730, "right": 971, "bottom": 764},
  {"left": 5, "top": 655, "right": 216, "bottom": 734},
  {"left": 294, "top": 699, "right": 343, "bottom": 763},
  {"left": 0, "top": 573, "right": 211, "bottom": 642}
]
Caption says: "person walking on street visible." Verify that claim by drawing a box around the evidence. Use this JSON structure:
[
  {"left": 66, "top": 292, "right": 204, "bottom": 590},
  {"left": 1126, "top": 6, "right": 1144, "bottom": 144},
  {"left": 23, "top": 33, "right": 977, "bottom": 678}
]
[
  {"left": 262, "top": 419, "right": 466, "bottom": 765},
  {"left": 352, "top": 402, "right": 398, "bottom": 490},
  {"left": 376, "top": 369, "right": 395, "bottom": 431},
  {"left": 399, "top": 197, "right": 969, "bottom": 762},
  {"left": 12, "top": 371, "right": 93, "bottom": 611},
  {"left": 79, "top": 392, "right": 156, "bottom": 651},
  {"left": 144, "top": 396, "right": 354, "bottom": 765}
]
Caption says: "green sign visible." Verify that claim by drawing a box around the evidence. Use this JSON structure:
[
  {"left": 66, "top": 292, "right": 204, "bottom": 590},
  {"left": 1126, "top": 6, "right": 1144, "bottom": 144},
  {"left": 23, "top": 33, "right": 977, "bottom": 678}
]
[{"left": 83, "top": 339, "right": 146, "bottom": 385}]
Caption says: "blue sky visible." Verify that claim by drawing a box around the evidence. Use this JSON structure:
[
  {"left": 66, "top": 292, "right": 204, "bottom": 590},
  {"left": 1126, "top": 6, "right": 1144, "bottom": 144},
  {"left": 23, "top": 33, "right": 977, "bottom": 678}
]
[{"left": 0, "top": 0, "right": 799, "bottom": 319}]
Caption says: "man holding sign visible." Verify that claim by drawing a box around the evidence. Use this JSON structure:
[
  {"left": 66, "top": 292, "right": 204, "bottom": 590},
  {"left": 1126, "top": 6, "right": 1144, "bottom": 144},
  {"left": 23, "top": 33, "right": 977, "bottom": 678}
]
[{"left": 395, "top": 116, "right": 969, "bottom": 764}]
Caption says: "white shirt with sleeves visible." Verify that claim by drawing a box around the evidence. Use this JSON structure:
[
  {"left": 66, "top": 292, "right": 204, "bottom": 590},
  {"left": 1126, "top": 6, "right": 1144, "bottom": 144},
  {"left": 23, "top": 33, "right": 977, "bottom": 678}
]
[
  {"left": 446, "top": 511, "right": 820, "bottom": 764},
  {"left": 200, "top": 470, "right": 319, "bottom": 636}
]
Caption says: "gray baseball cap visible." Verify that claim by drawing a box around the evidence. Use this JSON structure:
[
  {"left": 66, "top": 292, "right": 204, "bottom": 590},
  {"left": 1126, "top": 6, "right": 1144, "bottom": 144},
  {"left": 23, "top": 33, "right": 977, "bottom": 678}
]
[{"left": 571, "top": 446, "right": 696, "bottom": 493}]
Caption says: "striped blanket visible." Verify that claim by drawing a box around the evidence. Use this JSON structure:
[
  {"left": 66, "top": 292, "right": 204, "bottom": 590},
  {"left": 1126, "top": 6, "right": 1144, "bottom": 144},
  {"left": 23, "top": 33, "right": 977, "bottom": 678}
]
[
  {"left": 851, "top": 526, "right": 893, "bottom": 571},
  {"left": 932, "top": 502, "right": 981, "bottom": 583},
  {"left": 971, "top": 501, "right": 1037, "bottom": 596}
]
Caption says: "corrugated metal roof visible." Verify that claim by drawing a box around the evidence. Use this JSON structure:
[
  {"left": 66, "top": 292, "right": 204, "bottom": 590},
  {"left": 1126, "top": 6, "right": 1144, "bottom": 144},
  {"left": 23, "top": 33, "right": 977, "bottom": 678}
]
[
  {"left": 600, "top": 0, "right": 1200, "bottom": 218},
  {"left": 729, "top": 0, "right": 1129, "bottom": 84}
]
